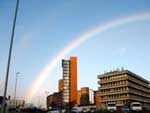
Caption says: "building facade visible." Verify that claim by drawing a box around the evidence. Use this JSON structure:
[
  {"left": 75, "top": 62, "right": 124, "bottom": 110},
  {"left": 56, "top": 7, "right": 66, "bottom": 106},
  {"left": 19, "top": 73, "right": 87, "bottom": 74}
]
[
  {"left": 94, "top": 91, "right": 100, "bottom": 106},
  {"left": 59, "top": 79, "right": 63, "bottom": 92},
  {"left": 78, "top": 87, "right": 90, "bottom": 105},
  {"left": 98, "top": 70, "right": 150, "bottom": 106},
  {"left": 7, "top": 99, "right": 25, "bottom": 107},
  {"left": 62, "top": 57, "right": 78, "bottom": 107},
  {"left": 47, "top": 92, "right": 63, "bottom": 109},
  {"left": 47, "top": 56, "right": 78, "bottom": 108}
]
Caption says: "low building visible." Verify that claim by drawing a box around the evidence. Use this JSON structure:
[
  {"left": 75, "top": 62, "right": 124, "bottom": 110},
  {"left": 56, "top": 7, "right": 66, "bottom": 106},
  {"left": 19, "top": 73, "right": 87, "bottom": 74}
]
[
  {"left": 58, "top": 79, "right": 63, "bottom": 92},
  {"left": 97, "top": 69, "right": 150, "bottom": 107},
  {"left": 47, "top": 91, "right": 63, "bottom": 109},
  {"left": 7, "top": 99, "right": 25, "bottom": 107},
  {"left": 78, "top": 87, "right": 90, "bottom": 105},
  {"left": 94, "top": 91, "right": 100, "bottom": 106}
]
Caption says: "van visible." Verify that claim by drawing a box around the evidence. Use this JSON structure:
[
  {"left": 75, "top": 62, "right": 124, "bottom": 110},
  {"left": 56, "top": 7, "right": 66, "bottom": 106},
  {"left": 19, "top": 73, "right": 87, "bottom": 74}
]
[
  {"left": 130, "top": 102, "right": 142, "bottom": 111},
  {"left": 107, "top": 102, "right": 117, "bottom": 112}
]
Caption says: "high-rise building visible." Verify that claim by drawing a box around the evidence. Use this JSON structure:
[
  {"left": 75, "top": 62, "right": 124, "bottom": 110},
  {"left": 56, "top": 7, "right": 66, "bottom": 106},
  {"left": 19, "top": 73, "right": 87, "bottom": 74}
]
[
  {"left": 78, "top": 87, "right": 90, "bottom": 105},
  {"left": 58, "top": 79, "right": 63, "bottom": 92},
  {"left": 97, "top": 69, "right": 150, "bottom": 106},
  {"left": 62, "top": 57, "right": 77, "bottom": 107}
]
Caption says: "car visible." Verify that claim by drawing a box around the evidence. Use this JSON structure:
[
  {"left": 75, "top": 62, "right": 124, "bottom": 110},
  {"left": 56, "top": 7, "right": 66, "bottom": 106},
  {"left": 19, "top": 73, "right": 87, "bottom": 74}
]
[
  {"left": 122, "top": 105, "right": 130, "bottom": 112},
  {"left": 130, "top": 102, "right": 142, "bottom": 111},
  {"left": 71, "top": 106, "right": 83, "bottom": 113},
  {"left": 90, "top": 108, "right": 96, "bottom": 113},
  {"left": 47, "top": 108, "right": 61, "bottom": 113},
  {"left": 107, "top": 102, "right": 117, "bottom": 112},
  {"left": 142, "top": 105, "right": 150, "bottom": 111},
  {"left": 83, "top": 108, "right": 90, "bottom": 113}
]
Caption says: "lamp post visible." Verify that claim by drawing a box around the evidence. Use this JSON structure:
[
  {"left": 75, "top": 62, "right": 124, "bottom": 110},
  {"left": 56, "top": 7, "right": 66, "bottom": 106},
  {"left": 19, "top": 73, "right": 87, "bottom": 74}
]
[
  {"left": 14, "top": 72, "right": 20, "bottom": 106},
  {"left": 45, "top": 91, "right": 50, "bottom": 109},
  {"left": 1, "top": 0, "right": 19, "bottom": 113}
]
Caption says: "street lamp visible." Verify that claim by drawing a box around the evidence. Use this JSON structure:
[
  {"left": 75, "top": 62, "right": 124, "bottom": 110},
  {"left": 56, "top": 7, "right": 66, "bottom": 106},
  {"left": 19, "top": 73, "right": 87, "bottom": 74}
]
[
  {"left": 1, "top": 0, "right": 19, "bottom": 113},
  {"left": 45, "top": 91, "right": 50, "bottom": 109},
  {"left": 14, "top": 72, "right": 20, "bottom": 106}
]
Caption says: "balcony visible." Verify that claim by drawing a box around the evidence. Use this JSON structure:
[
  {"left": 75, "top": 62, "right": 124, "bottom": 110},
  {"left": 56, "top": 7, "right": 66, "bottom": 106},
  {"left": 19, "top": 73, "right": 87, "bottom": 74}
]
[
  {"left": 100, "top": 90, "right": 128, "bottom": 96},
  {"left": 128, "top": 82, "right": 150, "bottom": 93},
  {"left": 101, "top": 96, "right": 129, "bottom": 102},
  {"left": 128, "top": 76, "right": 150, "bottom": 89},
  {"left": 98, "top": 76, "right": 128, "bottom": 84},
  {"left": 128, "top": 88, "right": 150, "bottom": 98},
  {"left": 98, "top": 83, "right": 128, "bottom": 90}
]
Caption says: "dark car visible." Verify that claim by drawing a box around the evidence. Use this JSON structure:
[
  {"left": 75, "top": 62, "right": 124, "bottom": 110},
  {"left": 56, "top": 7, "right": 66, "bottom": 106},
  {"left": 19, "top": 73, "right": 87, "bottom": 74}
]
[{"left": 122, "top": 105, "right": 130, "bottom": 112}]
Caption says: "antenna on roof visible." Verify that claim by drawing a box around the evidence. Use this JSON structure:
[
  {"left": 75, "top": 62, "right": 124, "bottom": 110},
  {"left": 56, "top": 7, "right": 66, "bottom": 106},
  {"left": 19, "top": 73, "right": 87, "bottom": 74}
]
[
  {"left": 116, "top": 68, "right": 119, "bottom": 71},
  {"left": 121, "top": 67, "right": 124, "bottom": 71}
]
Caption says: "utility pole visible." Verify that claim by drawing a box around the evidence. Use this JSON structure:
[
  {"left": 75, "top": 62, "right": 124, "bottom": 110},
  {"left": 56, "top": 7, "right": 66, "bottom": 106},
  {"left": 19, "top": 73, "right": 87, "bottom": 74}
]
[
  {"left": 1, "top": 0, "right": 19, "bottom": 113},
  {"left": 14, "top": 72, "right": 20, "bottom": 106}
]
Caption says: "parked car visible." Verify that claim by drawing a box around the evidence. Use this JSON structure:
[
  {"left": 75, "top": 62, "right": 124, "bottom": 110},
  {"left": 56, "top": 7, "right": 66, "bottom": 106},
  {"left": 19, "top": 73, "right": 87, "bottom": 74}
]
[
  {"left": 130, "top": 102, "right": 142, "bottom": 111},
  {"left": 142, "top": 105, "right": 150, "bottom": 111},
  {"left": 107, "top": 102, "right": 117, "bottom": 112},
  {"left": 47, "top": 108, "right": 61, "bottom": 113},
  {"left": 121, "top": 105, "right": 130, "bottom": 112},
  {"left": 8, "top": 104, "right": 16, "bottom": 111},
  {"left": 71, "top": 106, "right": 83, "bottom": 113},
  {"left": 90, "top": 108, "right": 96, "bottom": 113},
  {"left": 83, "top": 108, "right": 90, "bottom": 113}
]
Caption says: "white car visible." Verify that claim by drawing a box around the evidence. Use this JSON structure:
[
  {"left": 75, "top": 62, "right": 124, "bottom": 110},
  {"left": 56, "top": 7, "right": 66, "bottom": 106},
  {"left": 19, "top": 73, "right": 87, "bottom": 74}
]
[
  {"left": 107, "top": 102, "right": 117, "bottom": 112},
  {"left": 130, "top": 102, "right": 142, "bottom": 111},
  {"left": 83, "top": 108, "right": 90, "bottom": 113}
]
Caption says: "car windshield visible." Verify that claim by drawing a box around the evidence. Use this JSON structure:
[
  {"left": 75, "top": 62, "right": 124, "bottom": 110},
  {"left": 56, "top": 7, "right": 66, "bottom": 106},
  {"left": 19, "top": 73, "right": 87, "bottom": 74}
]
[
  {"left": 108, "top": 104, "right": 116, "bottom": 107},
  {"left": 122, "top": 106, "right": 128, "bottom": 108},
  {"left": 132, "top": 104, "right": 140, "bottom": 106}
]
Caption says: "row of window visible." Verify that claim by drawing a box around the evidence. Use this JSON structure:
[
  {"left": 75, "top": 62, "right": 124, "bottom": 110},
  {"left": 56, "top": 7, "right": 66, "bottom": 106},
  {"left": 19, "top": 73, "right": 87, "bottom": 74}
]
[
  {"left": 100, "top": 80, "right": 128, "bottom": 87},
  {"left": 63, "top": 76, "right": 69, "bottom": 80},
  {"left": 63, "top": 91, "right": 69, "bottom": 95},
  {"left": 129, "top": 81, "right": 149, "bottom": 92},
  {"left": 100, "top": 74, "right": 127, "bottom": 81},
  {"left": 63, "top": 74, "right": 69, "bottom": 77},
  {"left": 103, "top": 100, "right": 128, "bottom": 105},
  {"left": 100, "top": 87, "right": 128, "bottom": 93},
  {"left": 63, "top": 82, "right": 69, "bottom": 85},
  {"left": 62, "top": 60, "right": 70, "bottom": 65},
  {"left": 62, "top": 64, "right": 69, "bottom": 68},
  {"left": 102, "top": 93, "right": 129, "bottom": 100},
  {"left": 63, "top": 71, "right": 70, "bottom": 74},
  {"left": 64, "top": 99, "right": 69, "bottom": 103},
  {"left": 63, "top": 87, "right": 69, "bottom": 90},
  {"left": 63, "top": 68, "right": 69, "bottom": 71}
]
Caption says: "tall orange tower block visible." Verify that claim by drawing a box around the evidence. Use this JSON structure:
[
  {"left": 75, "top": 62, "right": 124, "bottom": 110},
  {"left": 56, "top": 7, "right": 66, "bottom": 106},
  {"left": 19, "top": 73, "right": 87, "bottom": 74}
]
[
  {"left": 70, "top": 57, "right": 77, "bottom": 107},
  {"left": 62, "top": 56, "right": 78, "bottom": 107}
]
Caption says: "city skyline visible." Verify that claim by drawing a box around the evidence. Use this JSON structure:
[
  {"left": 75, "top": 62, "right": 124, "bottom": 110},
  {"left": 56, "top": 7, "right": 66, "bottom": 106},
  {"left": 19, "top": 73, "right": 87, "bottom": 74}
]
[{"left": 0, "top": 0, "right": 150, "bottom": 106}]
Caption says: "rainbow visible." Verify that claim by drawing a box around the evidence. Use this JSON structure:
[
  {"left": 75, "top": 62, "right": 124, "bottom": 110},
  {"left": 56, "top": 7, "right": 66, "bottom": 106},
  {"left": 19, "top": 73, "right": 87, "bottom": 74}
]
[{"left": 26, "top": 12, "right": 150, "bottom": 102}]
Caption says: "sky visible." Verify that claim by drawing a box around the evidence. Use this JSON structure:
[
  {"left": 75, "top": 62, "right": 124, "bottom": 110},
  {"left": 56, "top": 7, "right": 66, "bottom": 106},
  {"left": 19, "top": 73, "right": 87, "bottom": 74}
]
[{"left": 0, "top": 0, "right": 150, "bottom": 107}]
